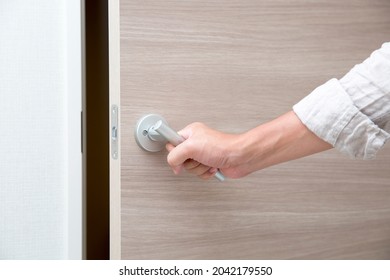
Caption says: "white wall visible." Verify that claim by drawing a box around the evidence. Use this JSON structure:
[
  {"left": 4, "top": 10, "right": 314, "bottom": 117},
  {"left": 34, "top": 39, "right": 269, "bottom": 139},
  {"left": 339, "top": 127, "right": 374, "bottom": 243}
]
[{"left": 0, "top": 0, "right": 83, "bottom": 259}]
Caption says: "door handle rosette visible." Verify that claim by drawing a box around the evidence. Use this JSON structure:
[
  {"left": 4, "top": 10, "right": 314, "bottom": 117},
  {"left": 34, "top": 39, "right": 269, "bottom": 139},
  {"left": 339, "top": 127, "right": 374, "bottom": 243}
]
[{"left": 135, "top": 114, "right": 225, "bottom": 181}]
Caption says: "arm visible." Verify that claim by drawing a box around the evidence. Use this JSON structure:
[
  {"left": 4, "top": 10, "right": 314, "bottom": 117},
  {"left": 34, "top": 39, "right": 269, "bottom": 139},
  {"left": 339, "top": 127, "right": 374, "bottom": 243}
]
[
  {"left": 166, "top": 111, "right": 331, "bottom": 179},
  {"left": 167, "top": 42, "right": 390, "bottom": 179}
]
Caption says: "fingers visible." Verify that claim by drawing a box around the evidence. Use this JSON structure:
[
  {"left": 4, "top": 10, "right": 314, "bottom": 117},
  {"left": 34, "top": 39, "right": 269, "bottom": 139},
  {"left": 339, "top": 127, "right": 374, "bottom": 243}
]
[
  {"left": 166, "top": 144, "right": 214, "bottom": 179},
  {"left": 164, "top": 143, "right": 180, "bottom": 174},
  {"left": 165, "top": 126, "right": 194, "bottom": 167},
  {"left": 183, "top": 159, "right": 209, "bottom": 175},
  {"left": 199, "top": 168, "right": 217, "bottom": 180},
  {"left": 183, "top": 159, "right": 215, "bottom": 180},
  {"left": 183, "top": 159, "right": 200, "bottom": 170},
  {"left": 165, "top": 123, "right": 215, "bottom": 180},
  {"left": 166, "top": 143, "right": 175, "bottom": 152},
  {"left": 166, "top": 139, "right": 194, "bottom": 168}
]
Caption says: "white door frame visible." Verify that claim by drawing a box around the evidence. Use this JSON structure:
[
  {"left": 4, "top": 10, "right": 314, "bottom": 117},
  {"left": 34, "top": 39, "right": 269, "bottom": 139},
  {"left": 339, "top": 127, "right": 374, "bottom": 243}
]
[{"left": 108, "top": 0, "right": 121, "bottom": 260}]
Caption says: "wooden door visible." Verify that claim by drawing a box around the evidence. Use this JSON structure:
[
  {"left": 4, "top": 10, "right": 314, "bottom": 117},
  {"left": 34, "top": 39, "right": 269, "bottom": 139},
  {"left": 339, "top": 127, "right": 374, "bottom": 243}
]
[{"left": 110, "top": 0, "right": 390, "bottom": 259}]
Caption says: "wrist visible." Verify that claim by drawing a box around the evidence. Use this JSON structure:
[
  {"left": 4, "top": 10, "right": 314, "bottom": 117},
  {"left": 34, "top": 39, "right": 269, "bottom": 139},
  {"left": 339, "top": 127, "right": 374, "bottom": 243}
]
[
  {"left": 238, "top": 121, "right": 278, "bottom": 171},
  {"left": 222, "top": 124, "right": 272, "bottom": 177}
]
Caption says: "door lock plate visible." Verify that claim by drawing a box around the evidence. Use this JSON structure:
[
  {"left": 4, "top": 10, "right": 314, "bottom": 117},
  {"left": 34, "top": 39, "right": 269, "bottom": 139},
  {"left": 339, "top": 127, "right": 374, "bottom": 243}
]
[{"left": 111, "top": 105, "right": 119, "bottom": 159}]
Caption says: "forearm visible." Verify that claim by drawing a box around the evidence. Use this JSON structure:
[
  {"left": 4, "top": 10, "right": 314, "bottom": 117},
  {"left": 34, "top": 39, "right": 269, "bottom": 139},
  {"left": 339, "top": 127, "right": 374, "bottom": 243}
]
[
  {"left": 234, "top": 111, "right": 332, "bottom": 175},
  {"left": 167, "top": 111, "right": 332, "bottom": 179}
]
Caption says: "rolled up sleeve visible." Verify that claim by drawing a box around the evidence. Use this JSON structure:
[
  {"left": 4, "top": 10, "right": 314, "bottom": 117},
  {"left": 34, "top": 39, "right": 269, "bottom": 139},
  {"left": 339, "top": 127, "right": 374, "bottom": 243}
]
[{"left": 293, "top": 43, "right": 390, "bottom": 159}]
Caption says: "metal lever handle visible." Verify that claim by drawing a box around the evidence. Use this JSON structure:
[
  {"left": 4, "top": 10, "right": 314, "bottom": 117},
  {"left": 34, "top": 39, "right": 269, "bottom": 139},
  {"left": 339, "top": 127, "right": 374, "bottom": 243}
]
[
  {"left": 150, "top": 120, "right": 184, "bottom": 146},
  {"left": 151, "top": 120, "right": 226, "bottom": 182},
  {"left": 135, "top": 114, "right": 226, "bottom": 182}
]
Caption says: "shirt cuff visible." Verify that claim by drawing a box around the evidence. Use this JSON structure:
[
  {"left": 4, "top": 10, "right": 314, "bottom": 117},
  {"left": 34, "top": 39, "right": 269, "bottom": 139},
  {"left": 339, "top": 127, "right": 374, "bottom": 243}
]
[{"left": 293, "top": 78, "right": 390, "bottom": 159}]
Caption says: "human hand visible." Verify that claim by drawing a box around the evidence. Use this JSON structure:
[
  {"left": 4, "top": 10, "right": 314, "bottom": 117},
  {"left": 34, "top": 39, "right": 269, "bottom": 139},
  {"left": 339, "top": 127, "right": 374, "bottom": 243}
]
[{"left": 165, "top": 122, "right": 247, "bottom": 179}]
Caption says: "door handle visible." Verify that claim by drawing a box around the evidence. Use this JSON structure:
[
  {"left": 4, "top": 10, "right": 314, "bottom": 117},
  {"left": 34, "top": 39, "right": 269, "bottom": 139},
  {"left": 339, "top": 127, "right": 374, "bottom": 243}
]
[{"left": 135, "top": 114, "right": 226, "bottom": 181}]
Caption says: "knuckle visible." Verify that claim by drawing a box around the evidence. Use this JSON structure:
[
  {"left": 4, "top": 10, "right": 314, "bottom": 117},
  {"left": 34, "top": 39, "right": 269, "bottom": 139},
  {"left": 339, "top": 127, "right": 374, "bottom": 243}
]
[
  {"left": 189, "top": 122, "right": 206, "bottom": 131},
  {"left": 166, "top": 153, "right": 176, "bottom": 167}
]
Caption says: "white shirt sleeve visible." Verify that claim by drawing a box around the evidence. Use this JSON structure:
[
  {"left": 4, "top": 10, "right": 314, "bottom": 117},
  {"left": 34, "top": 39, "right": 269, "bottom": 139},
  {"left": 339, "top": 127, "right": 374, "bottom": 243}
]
[{"left": 293, "top": 42, "right": 390, "bottom": 159}]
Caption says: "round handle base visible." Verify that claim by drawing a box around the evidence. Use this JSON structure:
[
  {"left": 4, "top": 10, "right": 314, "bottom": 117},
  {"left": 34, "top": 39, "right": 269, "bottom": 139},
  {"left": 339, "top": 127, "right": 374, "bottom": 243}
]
[{"left": 134, "top": 114, "right": 169, "bottom": 152}]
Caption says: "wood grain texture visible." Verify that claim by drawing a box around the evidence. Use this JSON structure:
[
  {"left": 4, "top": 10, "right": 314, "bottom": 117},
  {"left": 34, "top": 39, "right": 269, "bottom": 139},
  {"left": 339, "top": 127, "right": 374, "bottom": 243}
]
[{"left": 119, "top": 0, "right": 390, "bottom": 259}]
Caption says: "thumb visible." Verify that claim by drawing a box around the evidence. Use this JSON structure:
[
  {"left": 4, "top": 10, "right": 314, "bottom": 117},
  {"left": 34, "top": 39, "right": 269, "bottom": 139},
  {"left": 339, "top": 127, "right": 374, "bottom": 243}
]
[
  {"left": 176, "top": 126, "right": 191, "bottom": 140},
  {"left": 166, "top": 126, "right": 194, "bottom": 167},
  {"left": 167, "top": 139, "right": 193, "bottom": 168}
]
